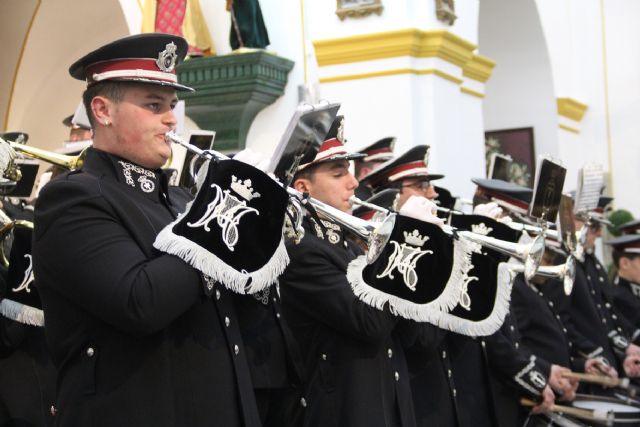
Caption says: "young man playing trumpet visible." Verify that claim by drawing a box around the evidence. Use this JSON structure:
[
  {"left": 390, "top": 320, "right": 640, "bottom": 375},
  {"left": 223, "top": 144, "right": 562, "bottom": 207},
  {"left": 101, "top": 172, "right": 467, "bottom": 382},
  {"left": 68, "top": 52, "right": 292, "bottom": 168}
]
[
  {"left": 32, "top": 34, "right": 260, "bottom": 427},
  {"left": 279, "top": 117, "right": 424, "bottom": 427}
]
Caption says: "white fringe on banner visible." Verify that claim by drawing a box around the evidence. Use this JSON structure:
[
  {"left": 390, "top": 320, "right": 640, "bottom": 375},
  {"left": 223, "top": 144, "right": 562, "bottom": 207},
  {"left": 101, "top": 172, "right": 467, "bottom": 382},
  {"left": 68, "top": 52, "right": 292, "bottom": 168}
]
[
  {"left": 347, "top": 235, "right": 479, "bottom": 326},
  {"left": 0, "top": 298, "right": 44, "bottom": 327},
  {"left": 154, "top": 224, "right": 289, "bottom": 295},
  {"left": 425, "top": 262, "right": 515, "bottom": 336}
]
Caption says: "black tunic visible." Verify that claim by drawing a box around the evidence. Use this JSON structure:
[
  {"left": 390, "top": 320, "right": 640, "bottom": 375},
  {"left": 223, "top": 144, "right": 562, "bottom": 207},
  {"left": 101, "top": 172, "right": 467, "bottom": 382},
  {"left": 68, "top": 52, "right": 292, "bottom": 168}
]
[
  {"left": 609, "top": 276, "right": 640, "bottom": 343},
  {"left": 233, "top": 286, "right": 305, "bottom": 426},
  {"left": 511, "top": 274, "right": 603, "bottom": 371},
  {"left": 279, "top": 216, "right": 416, "bottom": 427},
  {"left": 540, "top": 254, "right": 622, "bottom": 370},
  {"left": 33, "top": 148, "right": 260, "bottom": 427}
]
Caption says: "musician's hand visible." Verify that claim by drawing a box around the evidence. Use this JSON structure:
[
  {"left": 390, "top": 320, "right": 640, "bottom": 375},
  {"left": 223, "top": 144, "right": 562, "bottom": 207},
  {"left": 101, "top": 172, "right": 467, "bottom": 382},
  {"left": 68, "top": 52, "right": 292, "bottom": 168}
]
[
  {"left": 623, "top": 354, "right": 640, "bottom": 378},
  {"left": 473, "top": 202, "right": 503, "bottom": 220},
  {"left": 585, "top": 358, "right": 618, "bottom": 381},
  {"left": 399, "top": 196, "right": 445, "bottom": 228},
  {"left": 531, "top": 386, "right": 555, "bottom": 414},
  {"left": 548, "top": 365, "right": 577, "bottom": 401},
  {"left": 626, "top": 343, "right": 640, "bottom": 357}
]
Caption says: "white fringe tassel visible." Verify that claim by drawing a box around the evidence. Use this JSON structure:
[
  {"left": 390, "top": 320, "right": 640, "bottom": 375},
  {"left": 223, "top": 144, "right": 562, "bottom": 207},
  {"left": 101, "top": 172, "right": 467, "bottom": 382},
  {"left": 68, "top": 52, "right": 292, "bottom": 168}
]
[
  {"left": 0, "top": 299, "right": 44, "bottom": 327},
  {"left": 348, "top": 236, "right": 476, "bottom": 323},
  {"left": 428, "top": 262, "right": 515, "bottom": 336},
  {"left": 154, "top": 224, "right": 289, "bottom": 294},
  {"left": 347, "top": 238, "right": 515, "bottom": 336}
]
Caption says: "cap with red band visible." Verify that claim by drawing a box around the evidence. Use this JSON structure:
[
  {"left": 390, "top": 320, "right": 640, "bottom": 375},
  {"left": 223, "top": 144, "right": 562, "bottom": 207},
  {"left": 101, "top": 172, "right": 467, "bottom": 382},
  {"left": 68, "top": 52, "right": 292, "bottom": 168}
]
[
  {"left": 297, "top": 115, "right": 365, "bottom": 171},
  {"left": 471, "top": 178, "right": 533, "bottom": 215},
  {"left": 361, "top": 145, "right": 444, "bottom": 191},
  {"left": 358, "top": 137, "right": 396, "bottom": 162},
  {"left": 69, "top": 33, "right": 193, "bottom": 92},
  {"left": 607, "top": 234, "right": 640, "bottom": 254}
]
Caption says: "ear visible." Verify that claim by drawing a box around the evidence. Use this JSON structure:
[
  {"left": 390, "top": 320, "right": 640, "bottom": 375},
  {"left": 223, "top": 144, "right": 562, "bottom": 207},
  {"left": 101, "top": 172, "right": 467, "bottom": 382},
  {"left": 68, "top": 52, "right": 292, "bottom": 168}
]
[
  {"left": 91, "top": 96, "right": 113, "bottom": 127},
  {"left": 620, "top": 256, "right": 631, "bottom": 271},
  {"left": 359, "top": 165, "right": 373, "bottom": 178},
  {"left": 293, "top": 177, "right": 312, "bottom": 194}
]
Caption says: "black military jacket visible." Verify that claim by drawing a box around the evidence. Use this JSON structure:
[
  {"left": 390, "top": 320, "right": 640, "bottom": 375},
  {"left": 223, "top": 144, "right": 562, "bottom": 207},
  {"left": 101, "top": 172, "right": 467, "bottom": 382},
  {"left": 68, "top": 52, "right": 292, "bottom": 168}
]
[
  {"left": 482, "top": 313, "right": 551, "bottom": 427},
  {"left": 33, "top": 148, "right": 260, "bottom": 427},
  {"left": 0, "top": 320, "right": 56, "bottom": 427},
  {"left": 234, "top": 287, "right": 304, "bottom": 390},
  {"left": 279, "top": 215, "right": 416, "bottom": 427},
  {"left": 609, "top": 276, "right": 640, "bottom": 343},
  {"left": 540, "top": 254, "right": 621, "bottom": 369},
  {"left": 511, "top": 274, "right": 603, "bottom": 371},
  {"left": 405, "top": 327, "right": 457, "bottom": 427}
]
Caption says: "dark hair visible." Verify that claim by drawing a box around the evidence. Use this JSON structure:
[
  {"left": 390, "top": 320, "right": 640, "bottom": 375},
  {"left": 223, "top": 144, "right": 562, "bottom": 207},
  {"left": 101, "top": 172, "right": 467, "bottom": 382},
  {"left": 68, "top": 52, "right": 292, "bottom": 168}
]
[
  {"left": 292, "top": 163, "right": 320, "bottom": 185},
  {"left": 82, "top": 81, "right": 128, "bottom": 127},
  {"left": 472, "top": 189, "right": 491, "bottom": 208},
  {"left": 354, "top": 159, "right": 377, "bottom": 178},
  {"left": 612, "top": 249, "right": 640, "bottom": 268}
]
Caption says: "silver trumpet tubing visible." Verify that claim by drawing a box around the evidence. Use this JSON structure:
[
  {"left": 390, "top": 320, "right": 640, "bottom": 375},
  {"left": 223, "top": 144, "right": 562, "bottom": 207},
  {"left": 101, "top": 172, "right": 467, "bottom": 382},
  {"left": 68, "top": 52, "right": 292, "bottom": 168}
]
[
  {"left": 165, "top": 132, "right": 396, "bottom": 263},
  {"left": 510, "top": 255, "right": 577, "bottom": 295},
  {"left": 348, "top": 195, "right": 390, "bottom": 215},
  {"left": 349, "top": 195, "right": 545, "bottom": 281},
  {"left": 506, "top": 221, "right": 559, "bottom": 240},
  {"left": 446, "top": 226, "right": 546, "bottom": 282}
]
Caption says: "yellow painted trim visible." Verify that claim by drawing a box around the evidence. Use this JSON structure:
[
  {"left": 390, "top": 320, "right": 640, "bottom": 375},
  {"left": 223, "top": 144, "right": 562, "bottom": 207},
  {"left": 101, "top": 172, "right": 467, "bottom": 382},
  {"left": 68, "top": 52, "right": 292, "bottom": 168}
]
[
  {"left": 559, "top": 124, "right": 580, "bottom": 134},
  {"left": 300, "top": 0, "right": 307, "bottom": 84},
  {"left": 600, "top": 0, "right": 614, "bottom": 197},
  {"left": 136, "top": 0, "right": 144, "bottom": 13},
  {"left": 313, "top": 28, "right": 476, "bottom": 69},
  {"left": 463, "top": 54, "right": 495, "bottom": 83},
  {"left": 431, "top": 69, "right": 463, "bottom": 85},
  {"left": 319, "top": 68, "right": 463, "bottom": 85},
  {"left": 460, "top": 86, "right": 485, "bottom": 98},
  {"left": 4, "top": 0, "right": 41, "bottom": 131},
  {"left": 556, "top": 97, "right": 588, "bottom": 122}
]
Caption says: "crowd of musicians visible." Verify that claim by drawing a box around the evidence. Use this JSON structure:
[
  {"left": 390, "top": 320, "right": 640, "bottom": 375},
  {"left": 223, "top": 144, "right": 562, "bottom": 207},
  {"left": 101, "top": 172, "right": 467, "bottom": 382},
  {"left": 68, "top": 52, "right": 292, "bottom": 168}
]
[{"left": 1, "top": 33, "right": 640, "bottom": 427}]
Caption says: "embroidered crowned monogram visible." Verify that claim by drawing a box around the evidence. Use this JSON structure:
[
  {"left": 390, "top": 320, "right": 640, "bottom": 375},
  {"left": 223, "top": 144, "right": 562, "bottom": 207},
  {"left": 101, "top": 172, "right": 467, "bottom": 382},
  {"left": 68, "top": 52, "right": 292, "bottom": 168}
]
[
  {"left": 12, "top": 254, "right": 34, "bottom": 294},
  {"left": 187, "top": 175, "right": 260, "bottom": 252},
  {"left": 471, "top": 223, "right": 493, "bottom": 236},
  {"left": 118, "top": 161, "right": 156, "bottom": 193},
  {"left": 377, "top": 229, "right": 433, "bottom": 292}
]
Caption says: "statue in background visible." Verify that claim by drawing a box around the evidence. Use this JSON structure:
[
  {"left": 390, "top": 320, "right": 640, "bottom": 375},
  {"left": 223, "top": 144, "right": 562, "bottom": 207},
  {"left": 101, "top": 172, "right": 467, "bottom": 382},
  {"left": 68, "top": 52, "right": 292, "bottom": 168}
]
[
  {"left": 142, "top": 0, "right": 216, "bottom": 56},
  {"left": 226, "top": 0, "right": 270, "bottom": 50}
]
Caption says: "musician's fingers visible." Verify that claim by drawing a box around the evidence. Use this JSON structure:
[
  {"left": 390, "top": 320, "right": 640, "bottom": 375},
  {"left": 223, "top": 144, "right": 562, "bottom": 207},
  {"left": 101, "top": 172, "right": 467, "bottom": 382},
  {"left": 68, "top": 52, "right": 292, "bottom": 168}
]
[{"left": 531, "top": 386, "right": 555, "bottom": 413}]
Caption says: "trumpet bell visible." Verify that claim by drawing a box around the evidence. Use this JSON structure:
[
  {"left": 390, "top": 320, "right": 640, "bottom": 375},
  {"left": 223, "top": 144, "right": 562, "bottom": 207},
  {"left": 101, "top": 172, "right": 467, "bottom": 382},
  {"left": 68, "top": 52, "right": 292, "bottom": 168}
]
[
  {"left": 366, "top": 213, "right": 396, "bottom": 264},
  {"left": 563, "top": 255, "right": 577, "bottom": 295},
  {"left": 524, "top": 234, "right": 546, "bottom": 282}
]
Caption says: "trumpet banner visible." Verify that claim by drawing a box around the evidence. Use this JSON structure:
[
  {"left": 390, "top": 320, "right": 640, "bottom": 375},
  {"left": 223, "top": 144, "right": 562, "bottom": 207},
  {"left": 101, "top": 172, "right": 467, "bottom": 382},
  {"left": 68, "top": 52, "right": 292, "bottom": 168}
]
[
  {"left": 348, "top": 215, "right": 516, "bottom": 336},
  {"left": 154, "top": 159, "right": 289, "bottom": 294}
]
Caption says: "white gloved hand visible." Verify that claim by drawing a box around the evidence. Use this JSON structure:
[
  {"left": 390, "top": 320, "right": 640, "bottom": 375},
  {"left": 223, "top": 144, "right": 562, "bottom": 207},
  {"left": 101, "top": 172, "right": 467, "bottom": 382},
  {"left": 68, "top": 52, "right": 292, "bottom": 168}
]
[
  {"left": 473, "top": 202, "right": 503, "bottom": 220},
  {"left": 497, "top": 215, "right": 513, "bottom": 224},
  {"left": 399, "top": 195, "right": 445, "bottom": 228},
  {"left": 233, "top": 148, "right": 270, "bottom": 172}
]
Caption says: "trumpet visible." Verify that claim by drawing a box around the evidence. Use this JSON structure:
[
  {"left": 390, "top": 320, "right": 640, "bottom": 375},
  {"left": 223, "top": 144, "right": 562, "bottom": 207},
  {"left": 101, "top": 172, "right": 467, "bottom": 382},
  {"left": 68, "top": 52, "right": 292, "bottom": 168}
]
[
  {"left": 0, "top": 136, "right": 84, "bottom": 171},
  {"left": 510, "top": 255, "right": 577, "bottom": 295},
  {"left": 164, "top": 132, "right": 396, "bottom": 263},
  {"left": 349, "top": 196, "right": 546, "bottom": 281},
  {"left": 450, "top": 227, "right": 545, "bottom": 282},
  {"left": 506, "top": 221, "right": 559, "bottom": 240}
]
